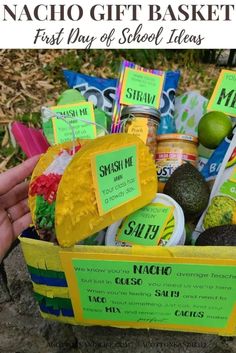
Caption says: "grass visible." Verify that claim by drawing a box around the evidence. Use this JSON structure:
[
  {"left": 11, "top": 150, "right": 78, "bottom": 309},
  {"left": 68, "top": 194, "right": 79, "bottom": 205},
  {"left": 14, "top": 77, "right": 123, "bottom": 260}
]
[
  {"left": 42, "top": 49, "right": 221, "bottom": 97},
  {"left": 0, "top": 49, "right": 230, "bottom": 170}
]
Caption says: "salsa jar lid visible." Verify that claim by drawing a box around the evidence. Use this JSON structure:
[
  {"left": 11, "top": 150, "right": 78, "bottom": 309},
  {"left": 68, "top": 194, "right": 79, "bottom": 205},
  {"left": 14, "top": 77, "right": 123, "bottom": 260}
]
[
  {"left": 157, "top": 133, "right": 198, "bottom": 144},
  {"left": 121, "top": 105, "right": 161, "bottom": 123}
]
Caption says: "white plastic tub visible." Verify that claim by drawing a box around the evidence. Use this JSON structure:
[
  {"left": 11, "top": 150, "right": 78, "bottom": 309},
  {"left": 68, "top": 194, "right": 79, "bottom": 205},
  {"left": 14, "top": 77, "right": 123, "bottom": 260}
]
[{"left": 105, "top": 193, "right": 186, "bottom": 247}]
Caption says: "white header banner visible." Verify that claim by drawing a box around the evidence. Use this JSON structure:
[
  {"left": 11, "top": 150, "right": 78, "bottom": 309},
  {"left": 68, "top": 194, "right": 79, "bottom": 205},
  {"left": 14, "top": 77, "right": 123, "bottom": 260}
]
[{"left": 0, "top": 0, "right": 235, "bottom": 48}]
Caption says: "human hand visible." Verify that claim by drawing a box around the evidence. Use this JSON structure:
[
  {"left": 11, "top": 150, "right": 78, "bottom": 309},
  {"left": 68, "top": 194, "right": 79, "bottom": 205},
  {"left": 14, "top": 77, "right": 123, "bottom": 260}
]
[{"left": 0, "top": 155, "right": 40, "bottom": 262}]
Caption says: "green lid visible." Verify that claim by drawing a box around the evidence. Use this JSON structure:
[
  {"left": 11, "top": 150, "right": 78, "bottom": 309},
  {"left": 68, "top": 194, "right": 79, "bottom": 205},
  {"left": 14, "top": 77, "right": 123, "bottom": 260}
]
[{"left": 57, "top": 89, "right": 85, "bottom": 105}]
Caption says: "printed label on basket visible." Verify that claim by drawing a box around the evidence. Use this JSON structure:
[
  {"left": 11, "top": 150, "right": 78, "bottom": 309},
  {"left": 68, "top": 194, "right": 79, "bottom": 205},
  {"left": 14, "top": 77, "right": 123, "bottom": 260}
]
[
  {"left": 51, "top": 102, "right": 96, "bottom": 143},
  {"left": 60, "top": 252, "right": 236, "bottom": 334},
  {"left": 116, "top": 203, "right": 174, "bottom": 246},
  {"left": 127, "top": 118, "right": 148, "bottom": 144},
  {"left": 120, "top": 68, "right": 164, "bottom": 108},
  {"left": 91, "top": 144, "right": 141, "bottom": 215},
  {"left": 207, "top": 69, "right": 236, "bottom": 117}
]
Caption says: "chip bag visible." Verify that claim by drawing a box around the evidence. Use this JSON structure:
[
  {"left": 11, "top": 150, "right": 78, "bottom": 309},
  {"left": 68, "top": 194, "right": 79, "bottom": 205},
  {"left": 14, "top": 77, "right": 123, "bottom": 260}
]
[{"left": 63, "top": 70, "right": 117, "bottom": 116}]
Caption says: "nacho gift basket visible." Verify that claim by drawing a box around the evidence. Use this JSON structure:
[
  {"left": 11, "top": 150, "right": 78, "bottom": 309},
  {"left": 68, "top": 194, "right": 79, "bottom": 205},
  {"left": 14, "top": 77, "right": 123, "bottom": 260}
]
[
  {"left": 20, "top": 230, "right": 236, "bottom": 334},
  {"left": 19, "top": 99, "right": 236, "bottom": 336}
]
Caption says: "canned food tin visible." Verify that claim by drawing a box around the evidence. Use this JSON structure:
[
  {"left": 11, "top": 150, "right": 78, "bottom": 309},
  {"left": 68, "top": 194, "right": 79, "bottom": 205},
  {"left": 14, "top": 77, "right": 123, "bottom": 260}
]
[{"left": 156, "top": 133, "right": 198, "bottom": 192}]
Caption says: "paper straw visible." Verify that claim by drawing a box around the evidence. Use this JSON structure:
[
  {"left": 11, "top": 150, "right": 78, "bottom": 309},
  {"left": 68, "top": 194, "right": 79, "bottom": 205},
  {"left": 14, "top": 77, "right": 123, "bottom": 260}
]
[{"left": 111, "top": 60, "right": 164, "bottom": 133}]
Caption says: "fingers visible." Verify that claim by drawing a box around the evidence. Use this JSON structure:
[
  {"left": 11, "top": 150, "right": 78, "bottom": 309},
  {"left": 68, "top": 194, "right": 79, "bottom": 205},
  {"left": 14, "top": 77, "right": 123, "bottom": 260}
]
[
  {"left": 0, "top": 210, "right": 14, "bottom": 263},
  {"left": 12, "top": 212, "right": 32, "bottom": 238},
  {"left": 0, "top": 181, "right": 29, "bottom": 209},
  {"left": 7, "top": 199, "right": 29, "bottom": 222},
  {"left": 0, "top": 208, "right": 32, "bottom": 263},
  {"left": 0, "top": 155, "right": 40, "bottom": 196}
]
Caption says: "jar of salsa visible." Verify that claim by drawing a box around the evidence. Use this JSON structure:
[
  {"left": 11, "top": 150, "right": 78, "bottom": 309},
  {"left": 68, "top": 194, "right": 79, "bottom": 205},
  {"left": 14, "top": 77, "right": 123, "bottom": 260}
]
[
  {"left": 156, "top": 134, "right": 199, "bottom": 192},
  {"left": 120, "top": 105, "right": 161, "bottom": 158}
]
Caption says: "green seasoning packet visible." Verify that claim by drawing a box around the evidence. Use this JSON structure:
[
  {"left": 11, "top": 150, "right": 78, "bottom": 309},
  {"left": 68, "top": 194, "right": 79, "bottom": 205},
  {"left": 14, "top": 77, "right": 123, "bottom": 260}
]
[{"left": 193, "top": 133, "right": 236, "bottom": 242}]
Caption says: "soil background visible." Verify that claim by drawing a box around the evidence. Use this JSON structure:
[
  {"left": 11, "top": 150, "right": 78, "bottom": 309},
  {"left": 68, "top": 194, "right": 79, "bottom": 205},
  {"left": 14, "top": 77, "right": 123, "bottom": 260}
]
[{"left": 1, "top": 246, "right": 236, "bottom": 353}]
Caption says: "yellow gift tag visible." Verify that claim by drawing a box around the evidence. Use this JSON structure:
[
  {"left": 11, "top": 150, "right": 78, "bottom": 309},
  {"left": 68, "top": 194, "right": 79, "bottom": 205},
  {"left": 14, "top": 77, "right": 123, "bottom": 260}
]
[{"left": 127, "top": 117, "right": 148, "bottom": 144}]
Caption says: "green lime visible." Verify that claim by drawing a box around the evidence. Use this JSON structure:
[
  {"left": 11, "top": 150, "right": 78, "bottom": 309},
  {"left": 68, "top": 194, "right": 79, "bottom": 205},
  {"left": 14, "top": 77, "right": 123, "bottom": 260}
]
[
  {"left": 57, "top": 89, "right": 85, "bottom": 105},
  {"left": 198, "top": 111, "right": 232, "bottom": 149}
]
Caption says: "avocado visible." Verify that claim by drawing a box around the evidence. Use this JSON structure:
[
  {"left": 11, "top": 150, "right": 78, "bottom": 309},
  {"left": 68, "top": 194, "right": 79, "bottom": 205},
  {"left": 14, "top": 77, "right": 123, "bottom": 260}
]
[
  {"left": 195, "top": 225, "right": 236, "bottom": 246},
  {"left": 163, "top": 163, "right": 210, "bottom": 219},
  {"left": 57, "top": 89, "right": 85, "bottom": 105}
]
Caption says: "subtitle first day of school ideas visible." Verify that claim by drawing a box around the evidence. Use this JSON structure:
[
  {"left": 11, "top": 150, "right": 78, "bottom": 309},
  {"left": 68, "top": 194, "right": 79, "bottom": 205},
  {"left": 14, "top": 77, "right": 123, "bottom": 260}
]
[{"left": 0, "top": 3, "right": 236, "bottom": 48}]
